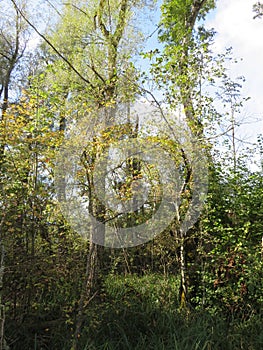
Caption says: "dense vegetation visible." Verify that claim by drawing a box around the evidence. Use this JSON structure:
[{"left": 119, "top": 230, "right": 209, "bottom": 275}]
[{"left": 0, "top": 1, "right": 262, "bottom": 349}]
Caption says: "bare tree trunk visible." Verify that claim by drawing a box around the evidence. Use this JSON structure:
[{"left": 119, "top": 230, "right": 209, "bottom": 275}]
[{"left": 179, "top": 230, "right": 188, "bottom": 308}]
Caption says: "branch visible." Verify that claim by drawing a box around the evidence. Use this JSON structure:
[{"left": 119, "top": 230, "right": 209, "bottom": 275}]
[
  {"left": 62, "top": 2, "right": 88, "bottom": 17},
  {"left": 97, "top": 0, "right": 110, "bottom": 38},
  {"left": 206, "top": 126, "right": 233, "bottom": 140},
  {"left": 0, "top": 52, "right": 10, "bottom": 61},
  {"left": 45, "top": 0, "right": 62, "bottom": 17},
  {"left": 113, "top": 0, "right": 128, "bottom": 46},
  {"left": 87, "top": 60, "right": 105, "bottom": 83},
  {"left": 188, "top": 0, "right": 209, "bottom": 31}
]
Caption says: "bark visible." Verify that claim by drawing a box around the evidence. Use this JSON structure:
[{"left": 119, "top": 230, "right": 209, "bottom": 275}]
[
  {"left": 71, "top": 240, "right": 99, "bottom": 350},
  {"left": 0, "top": 245, "right": 5, "bottom": 350},
  {"left": 179, "top": 229, "right": 187, "bottom": 308},
  {"left": 0, "top": 196, "right": 8, "bottom": 350}
]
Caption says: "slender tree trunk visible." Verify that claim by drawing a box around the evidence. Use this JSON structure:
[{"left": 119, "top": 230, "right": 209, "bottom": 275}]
[
  {"left": 0, "top": 244, "right": 5, "bottom": 350},
  {"left": 0, "top": 82, "right": 9, "bottom": 166},
  {"left": 71, "top": 238, "right": 98, "bottom": 350},
  {"left": 0, "top": 204, "right": 9, "bottom": 350},
  {"left": 179, "top": 229, "right": 188, "bottom": 308},
  {"left": 0, "top": 243, "right": 9, "bottom": 350}
]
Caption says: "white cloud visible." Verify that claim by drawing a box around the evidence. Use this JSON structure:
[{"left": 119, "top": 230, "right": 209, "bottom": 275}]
[{"left": 207, "top": 0, "right": 263, "bottom": 144}]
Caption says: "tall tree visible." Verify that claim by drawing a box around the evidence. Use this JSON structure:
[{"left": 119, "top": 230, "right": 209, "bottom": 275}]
[
  {"left": 15, "top": 1, "right": 155, "bottom": 347},
  {"left": 147, "top": 0, "right": 216, "bottom": 306}
]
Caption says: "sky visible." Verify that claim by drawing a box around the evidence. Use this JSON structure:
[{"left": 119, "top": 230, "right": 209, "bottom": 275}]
[{"left": 206, "top": 0, "right": 263, "bottom": 148}]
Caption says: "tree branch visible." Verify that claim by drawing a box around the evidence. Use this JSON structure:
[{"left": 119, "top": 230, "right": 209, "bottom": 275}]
[
  {"left": 113, "top": 0, "right": 128, "bottom": 46},
  {"left": 97, "top": 0, "right": 110, "bottom": 38}
]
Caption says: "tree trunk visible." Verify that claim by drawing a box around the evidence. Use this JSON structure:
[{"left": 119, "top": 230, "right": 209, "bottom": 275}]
[
  {"left": 0, "top": 244, "right": 9, "bottom": 350},
  {"left": 71, "top": 238, "right": 99, "bottom": 350},
  {"left": 179, "top": 230, "right": 188, "bottom": 308}
]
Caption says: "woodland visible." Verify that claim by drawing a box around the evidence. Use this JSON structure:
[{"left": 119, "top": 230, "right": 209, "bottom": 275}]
[{"left": 0, "top": 0, "right": 263, "bottom": 349}]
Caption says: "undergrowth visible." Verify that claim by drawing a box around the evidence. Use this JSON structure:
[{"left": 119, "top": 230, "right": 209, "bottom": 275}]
[{"left": 6, "top": 274, "right": 263, "bottom": 349}]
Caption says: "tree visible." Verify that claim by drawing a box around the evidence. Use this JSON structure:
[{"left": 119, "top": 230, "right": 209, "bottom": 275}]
[
  {"left": 15, "top": 1, "right": 156, "bottom": 347},
  {"left": 146, "top": 0, "right": 215, "bottom": 306}
]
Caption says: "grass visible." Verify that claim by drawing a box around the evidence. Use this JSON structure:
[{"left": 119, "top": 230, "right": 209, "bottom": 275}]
[
  {"left": 6, "top": 273, "right": 263, "bottom": 349},
  {"left": 82, "top": 309, "right": 263, "bottom": 350},
  {"left": 78, "top": 274, "right": 263, "bottom": 350}
]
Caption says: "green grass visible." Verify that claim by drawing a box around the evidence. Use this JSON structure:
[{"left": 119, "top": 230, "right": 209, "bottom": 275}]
[
  {"left": 6, "top": 273, "right": 263, "bottom": 349},
  {"left": 78, "top": 274, "right": 263, "bottom": 350},
  {"left": 82, "top": 309, "right": 263, "bottom": 350}
]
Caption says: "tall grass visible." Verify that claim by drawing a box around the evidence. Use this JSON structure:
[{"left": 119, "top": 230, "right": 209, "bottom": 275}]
[
  {"left": 6, "top": 273, "right": 263, "bottom": 349},
  {"left": 79, "top": 274, "right": 263, "bottom": 350}
]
